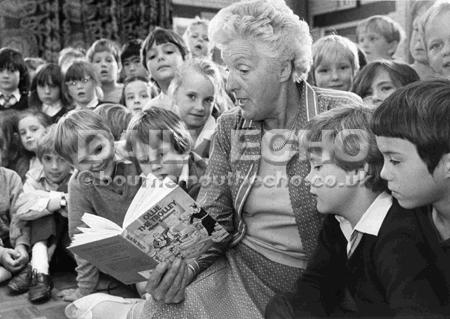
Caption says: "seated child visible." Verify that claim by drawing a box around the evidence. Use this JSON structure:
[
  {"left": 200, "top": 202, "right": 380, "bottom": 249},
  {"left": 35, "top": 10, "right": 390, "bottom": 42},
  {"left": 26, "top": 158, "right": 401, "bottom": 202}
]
[
  {"left": 94, "top": 103, "right": 133, "bottom": 161},
  {"left": 351, "top": 60, "right": 419, "bottom": 108},
  {"left": 126, "top": 106, "right": 207, "bottom": 199},
  {"left": 120, "top": 39, "right": 148, "bottom": 79},
  {"left": 311, "top": 35, "right": 359, "bottom": 91},
  {"left": 15, "top": 126, "right": 73, "bottom": 303},
  {"left": 54, "top": 109, "right": 142, "bottom": 302},
  {"left": 125, "top": 106, "right": 208, "bottom": 296},
  {"left": 266, "top": 105, "right": 445, "bottom": 318},
  {"left": 372, "top": 79, "right": 450, "bottom": 315},
  {"left": 356, "top": 15, "right": 404, "bottom": 62},
  {"left": 421, "top": 1, "right": 450, "bottom": 80},
  {"left": 0, "top": 134, "right": 30, "bottom": 291}
]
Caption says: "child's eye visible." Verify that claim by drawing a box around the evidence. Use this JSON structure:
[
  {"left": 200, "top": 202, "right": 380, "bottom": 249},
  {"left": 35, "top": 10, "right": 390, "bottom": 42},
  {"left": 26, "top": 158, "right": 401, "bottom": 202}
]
[
  {"left": 430, "top": 42, "right": 442, "bottom": 51},
  {"left": 165, "top": 50, "right": 174, "bottom": 55},
  {"left": 148, "top": 55, "right": 156, "bottom": 60},
  {"left": 204, "top": 97, "right": 214, "bottom": 105},
  {"left": 380, "top": 86, "right": 394, "bottom": 92},
  {"left": 317, "top": 68, "right": 328, "bottom": 73},
  {"left": 187, "top": 93, "right": 196, "bottom": 101},
  {"left": 339, "top": 65, "right": 350, "bottom": 71},
  {"left": 140, "top": 93, "right": 150, "bottom": 98},
  {"left": 43, "top": 155, "right": 52, "bottom": 162},
  {"left": 389, "top": 158, "right": 400, "bottom": 166}
]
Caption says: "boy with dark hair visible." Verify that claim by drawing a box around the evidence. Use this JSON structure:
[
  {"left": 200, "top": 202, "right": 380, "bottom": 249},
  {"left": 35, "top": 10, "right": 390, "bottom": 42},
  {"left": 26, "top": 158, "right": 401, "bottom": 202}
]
[
  {"left": 266, "top": 105, "right": 444, "bottom": 318},
  {"left": 120, "top": 39, "right": 148, "bottom": 79},
  {"left": 372, "top": 79, "right": 450, "bottom": 315}
]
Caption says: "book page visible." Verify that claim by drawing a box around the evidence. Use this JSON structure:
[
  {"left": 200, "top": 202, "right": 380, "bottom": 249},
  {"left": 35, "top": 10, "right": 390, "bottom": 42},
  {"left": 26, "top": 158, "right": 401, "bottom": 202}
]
[{"left": 69, "top": 213, "right": 122, "bottom": 247}]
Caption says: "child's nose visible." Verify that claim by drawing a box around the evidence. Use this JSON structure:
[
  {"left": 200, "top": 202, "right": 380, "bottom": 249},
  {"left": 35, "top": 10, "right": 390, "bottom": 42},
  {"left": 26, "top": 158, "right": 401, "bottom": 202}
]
[{"left": 380, "top": 163, "right": 391, "bottom": 181}]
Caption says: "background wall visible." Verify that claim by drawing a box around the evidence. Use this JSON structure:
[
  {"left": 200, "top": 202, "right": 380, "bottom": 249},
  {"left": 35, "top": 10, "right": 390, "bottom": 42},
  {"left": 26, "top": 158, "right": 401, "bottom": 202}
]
[{"left": 0, "top": 0, "right": 172, "bottom": 62}]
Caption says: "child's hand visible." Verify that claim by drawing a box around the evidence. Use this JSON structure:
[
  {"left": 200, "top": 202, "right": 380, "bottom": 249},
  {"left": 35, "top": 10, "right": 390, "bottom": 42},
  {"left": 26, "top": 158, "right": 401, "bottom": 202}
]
[
  {"left": 14, "top": 244, "right": 29, "bottom": 268},
  {"left": 57, "top": 288, "right": 85, "bottom": 302},
  {"left": 0, "top": 248, "right": 24, "bottom": 272}
]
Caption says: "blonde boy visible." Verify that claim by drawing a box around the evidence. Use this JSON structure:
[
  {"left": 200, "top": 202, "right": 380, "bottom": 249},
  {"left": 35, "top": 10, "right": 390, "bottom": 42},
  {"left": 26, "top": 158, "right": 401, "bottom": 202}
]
[
  {"left": 356, "top": 15, "right": 404, "bottom": 62},
  {"left": 421, "top": 0, "right": 450, "bottom": 79}
]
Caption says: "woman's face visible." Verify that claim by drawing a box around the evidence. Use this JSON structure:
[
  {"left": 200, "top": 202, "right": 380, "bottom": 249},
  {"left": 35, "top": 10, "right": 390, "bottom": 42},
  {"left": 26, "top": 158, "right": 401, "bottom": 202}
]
[
  {"left": 222, "top": 39, "right": 282, "bottom": 121},
  {"left": 174, "top": 68, "right": 214, "bottom": 131},
  {"left": 362, "top": 68, "right": 398, "bottom": 108},
  {"left": 145, "top": 42, "right": 184, "bottom": 84},
  {"left": 91, "top": 51, "right": 119, "bottom": 84}
]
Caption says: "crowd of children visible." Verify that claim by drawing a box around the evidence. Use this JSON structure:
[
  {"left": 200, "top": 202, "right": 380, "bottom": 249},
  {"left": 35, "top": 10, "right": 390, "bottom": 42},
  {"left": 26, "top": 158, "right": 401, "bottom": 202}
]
[{"left": 0, "top": 0, "right": 449, "bottom": 318}]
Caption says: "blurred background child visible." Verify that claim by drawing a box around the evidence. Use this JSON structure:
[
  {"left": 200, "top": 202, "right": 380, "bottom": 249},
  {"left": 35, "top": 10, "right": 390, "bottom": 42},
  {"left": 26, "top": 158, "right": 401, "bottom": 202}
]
[
  {"left": 28, "top": 63, "right": 71, "bottom": 123},
  {"left": 87, "top": 39, "right": 123, "bottom": 103},
  {"left": 58, "top": 47, "right": 86, "bottom": 76},
  {"left": 122, "top": 76, "right": 157, "bottom": 113},
  {"left": 352, "top": 60, "right": 419, "bottom": 108},
  {"left": 311, "top": 35, "right": 360, "bottom": 91},
  {"left": 357, "top": 15, "right": 404, "bottom": 62},
  {"left": 63, "top": 61, "right": 103, "bottom": 110},
  {"left": 119, "top": 39, "right": 148, "bottom": 80},
  {"left": 24, "top": 57, "right": 46, "bottom": 82},
  {"left": 18, "top": 110, "right": 51, "bottom": 172},
  {"left": 0, "top": 110, "right": 30, "bottom": 180},
  {"left": 0, "top": 48, "right": 30, "bottom": 111},
  {"left": 183, "top": 18, "right": 211, "bottom": 59},
  {"left": 142, "top": 27, "right": 187, "bottom": 111},
  {"left": 421, "top": 0, "right": 450, "bottom": 79},
  {"left": 409, "top": 0, "right": 435, "bottom": 79}
]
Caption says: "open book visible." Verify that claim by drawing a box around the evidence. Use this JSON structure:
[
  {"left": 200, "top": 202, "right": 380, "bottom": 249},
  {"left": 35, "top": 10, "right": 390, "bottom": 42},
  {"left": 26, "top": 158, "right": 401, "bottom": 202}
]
[{"left": 68, "top": 174, "right": 229, "bottom": 285}]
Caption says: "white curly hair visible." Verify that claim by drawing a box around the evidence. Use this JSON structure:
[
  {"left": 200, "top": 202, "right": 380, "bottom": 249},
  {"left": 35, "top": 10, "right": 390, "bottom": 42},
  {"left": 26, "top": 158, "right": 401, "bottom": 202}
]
[{"left": 208, "top": 0, "right": 312, "bottom": 81}]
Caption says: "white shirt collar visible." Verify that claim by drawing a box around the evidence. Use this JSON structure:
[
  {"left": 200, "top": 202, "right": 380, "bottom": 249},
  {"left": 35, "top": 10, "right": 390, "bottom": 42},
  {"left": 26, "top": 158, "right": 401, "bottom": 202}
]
[
  {"left": 194, "top": 115, "right": 216, "bottom": 148},
  {"left": 85, "top": 96, "right": 99, "bottom": 109},
  {"left": 42, "top": 101, "right": 63, "bottom": 116},
  {"left": 0, "top": 88, "right": 20, "bottom": 101},
  {"left": 336, "top": 192, "right": 393, "bottom": 241}
]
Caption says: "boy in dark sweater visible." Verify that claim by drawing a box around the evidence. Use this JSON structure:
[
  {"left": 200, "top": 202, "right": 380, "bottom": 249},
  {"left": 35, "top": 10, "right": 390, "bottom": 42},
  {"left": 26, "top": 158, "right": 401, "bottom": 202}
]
[
  {"left": 265, "top": 106, "right": 443, "bottom": 318},
  {"left": 372, "top": 79, "right": 450, "bottom": 315}
]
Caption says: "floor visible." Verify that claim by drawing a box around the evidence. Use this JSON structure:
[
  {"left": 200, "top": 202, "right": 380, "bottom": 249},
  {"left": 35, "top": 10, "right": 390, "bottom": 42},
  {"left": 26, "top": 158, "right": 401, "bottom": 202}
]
[
  {"left": 0, "top": 268, "right": 139, "bottom": 319},
  {"left": 0, "top": 271, "right": 76, "bottom": 319}
]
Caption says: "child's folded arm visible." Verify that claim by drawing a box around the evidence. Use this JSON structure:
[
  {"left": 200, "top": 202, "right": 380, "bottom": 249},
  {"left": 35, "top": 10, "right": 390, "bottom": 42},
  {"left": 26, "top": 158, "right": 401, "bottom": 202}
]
[{"left": 14, "top": 190, "right": 62, "bottom": 221}]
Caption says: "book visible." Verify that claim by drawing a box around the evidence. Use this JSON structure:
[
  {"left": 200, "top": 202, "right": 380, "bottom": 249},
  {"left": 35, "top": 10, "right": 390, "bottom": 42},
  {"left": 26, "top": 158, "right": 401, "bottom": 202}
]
[{"left": 68, "top": 174, "right": 229, "bottom": 285}]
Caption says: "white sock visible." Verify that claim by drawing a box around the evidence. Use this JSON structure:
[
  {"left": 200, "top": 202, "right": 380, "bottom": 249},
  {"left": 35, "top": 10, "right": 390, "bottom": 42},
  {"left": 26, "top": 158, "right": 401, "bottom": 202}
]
[{"left": 31, "top": 241, "right": 49, "bottom": 274}]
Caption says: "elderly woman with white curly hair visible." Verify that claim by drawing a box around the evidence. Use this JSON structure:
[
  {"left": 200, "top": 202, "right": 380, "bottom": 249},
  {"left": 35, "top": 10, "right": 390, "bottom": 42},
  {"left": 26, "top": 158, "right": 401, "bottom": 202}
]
[{"left": 64, "top": 1, "right": 362, "bottom": 319}]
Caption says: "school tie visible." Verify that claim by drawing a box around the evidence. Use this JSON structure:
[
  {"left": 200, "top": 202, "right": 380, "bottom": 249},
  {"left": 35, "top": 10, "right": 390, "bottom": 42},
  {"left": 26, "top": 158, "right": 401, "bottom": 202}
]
[
  {"left": 347, "top": 230, "right": 363, "bottom": 258},
  {"left": 0, "top": 94, "right": 17, "bottom": 109}
]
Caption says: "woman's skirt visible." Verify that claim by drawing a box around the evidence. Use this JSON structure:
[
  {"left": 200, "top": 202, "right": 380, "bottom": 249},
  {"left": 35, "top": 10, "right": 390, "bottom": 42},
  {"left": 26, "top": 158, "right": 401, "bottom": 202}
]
[{"left": 132, "top": 243, "right": 303, "bottom": 319}]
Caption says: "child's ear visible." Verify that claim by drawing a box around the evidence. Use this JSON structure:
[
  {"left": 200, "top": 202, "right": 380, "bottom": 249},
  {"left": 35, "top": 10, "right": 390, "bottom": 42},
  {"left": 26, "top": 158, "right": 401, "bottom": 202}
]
[
  {"left": 387, "top": 40, "right": 399, "bottom": 56},
  {"left": 279, "top": 60, "right": 292, "bottom": 82},
  {"left": 352, "top": 163, "right": 370, "bottom": 184},
  {"left": 442, "top": 153, "right": 450, "bottom": 179}
]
